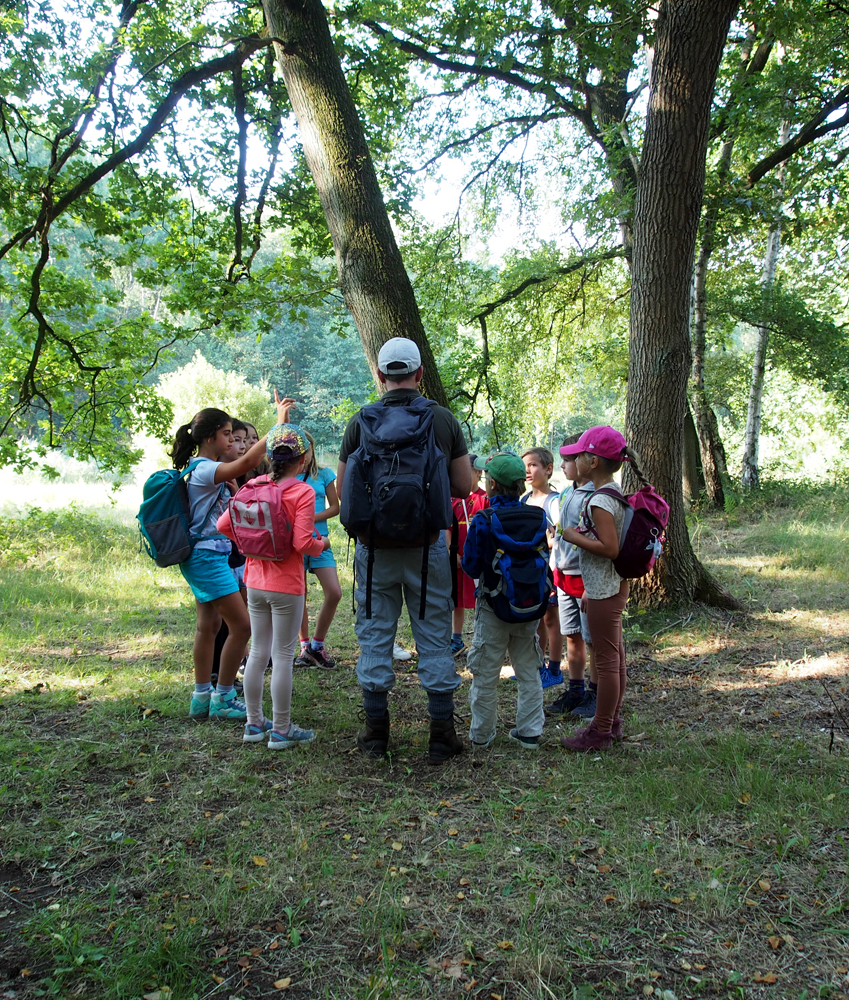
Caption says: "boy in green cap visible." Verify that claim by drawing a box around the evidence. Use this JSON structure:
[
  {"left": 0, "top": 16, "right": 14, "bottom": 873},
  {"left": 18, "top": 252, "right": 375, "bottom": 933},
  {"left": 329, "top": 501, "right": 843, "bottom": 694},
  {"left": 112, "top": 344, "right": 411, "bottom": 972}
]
[{"left": 461, "top": 453, "right": 549, "bottom": 749}]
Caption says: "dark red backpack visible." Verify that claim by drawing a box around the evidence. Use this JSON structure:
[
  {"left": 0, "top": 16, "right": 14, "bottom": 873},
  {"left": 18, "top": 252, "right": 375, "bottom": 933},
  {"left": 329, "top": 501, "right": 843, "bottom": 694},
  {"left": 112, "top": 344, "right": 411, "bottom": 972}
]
[{"left": 581, "top": 484, "right": 670, "bottom": 579}]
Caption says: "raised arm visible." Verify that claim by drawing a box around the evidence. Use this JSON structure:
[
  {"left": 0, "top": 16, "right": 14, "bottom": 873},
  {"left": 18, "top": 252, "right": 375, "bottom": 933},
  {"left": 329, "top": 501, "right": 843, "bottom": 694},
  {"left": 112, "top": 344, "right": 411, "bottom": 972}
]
[{"left": 213, "top": 392, "right": 295, "bottom": 484}]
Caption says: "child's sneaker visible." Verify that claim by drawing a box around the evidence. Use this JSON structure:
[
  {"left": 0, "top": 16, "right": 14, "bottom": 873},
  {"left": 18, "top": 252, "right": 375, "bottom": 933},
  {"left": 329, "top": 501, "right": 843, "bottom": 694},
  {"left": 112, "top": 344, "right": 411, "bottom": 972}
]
[
  {"left": 189, "top": 690, "right": 211, "bottom": 720},
  {"left": 393, "top": 643, "right": 413, "bottom": 661},
  {"left": 539, "top": 665, "right": 564, "bottom": 689},
  {"left": 569, "top": 689, "right": 597, "bottom": 719},
  {"left": 451, "top": 639, "right": 468, "bottom": 658},
  {"left": 305, "top": 646, "right": 336, "bottom": 670},
  {"left": 268, "top": 724, "right": 317, "bottom": 750},
  {"left": 545, "top": 687, "right": 585, "bottom": 716},
  {"left": 243, "top": 719, "right": 273, "bottom": 742},
  {"left": 293, "top": 652, "right": 313, "bottom": 668},
  {"left": 509, "top": 728, "right": 540, "bottom": 750},
  {"left": 209, "top": 689, "right": 248, "bottom": 720}
]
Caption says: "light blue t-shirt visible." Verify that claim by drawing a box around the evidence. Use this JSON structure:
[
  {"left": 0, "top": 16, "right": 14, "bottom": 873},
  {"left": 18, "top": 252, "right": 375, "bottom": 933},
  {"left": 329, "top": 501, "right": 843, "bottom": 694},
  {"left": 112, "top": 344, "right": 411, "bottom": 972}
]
[
  {"left": 186, "top": 458, "right": 230, "bottom": 552},
  {"left": 297, "top": 466, "right": 336, "bottom": 537}
]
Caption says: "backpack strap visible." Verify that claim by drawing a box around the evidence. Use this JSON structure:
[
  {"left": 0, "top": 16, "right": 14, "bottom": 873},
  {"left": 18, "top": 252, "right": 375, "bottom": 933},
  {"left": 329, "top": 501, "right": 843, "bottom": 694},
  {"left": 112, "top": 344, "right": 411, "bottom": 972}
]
[
  {"left": 582, "top": 485, "right": 632, "bottom": 546},
  {"left": 419, "top": 533, "right": 429, "bottom": 620},
  {"left": 365, "top": 519, "right": 376, "bottom": 620},
  {"left": 187, "top": 459, "right": 228, "bottom": 543}
]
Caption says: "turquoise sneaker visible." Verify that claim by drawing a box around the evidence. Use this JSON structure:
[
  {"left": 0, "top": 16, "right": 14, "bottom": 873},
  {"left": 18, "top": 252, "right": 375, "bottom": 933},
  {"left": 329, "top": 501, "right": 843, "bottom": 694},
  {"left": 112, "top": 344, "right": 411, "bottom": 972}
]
[
  {"left": 243, "top": 719, "right": 273, "bottom": 743},
  {"left": 189, "top": 690, "right": 211, "bottom": 720},
  {"left": 268, "top": 724, "right": 316, "bottom": 750},
  {"left": 209, "top": 689, "right": 247, "bottom": 720}
]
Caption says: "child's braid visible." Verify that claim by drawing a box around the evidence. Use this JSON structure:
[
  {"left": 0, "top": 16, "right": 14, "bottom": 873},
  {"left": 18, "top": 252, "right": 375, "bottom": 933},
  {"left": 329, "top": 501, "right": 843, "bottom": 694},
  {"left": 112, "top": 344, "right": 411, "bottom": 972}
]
[{"left": 624, "top": 446, "right": 651, "bottom": 488}]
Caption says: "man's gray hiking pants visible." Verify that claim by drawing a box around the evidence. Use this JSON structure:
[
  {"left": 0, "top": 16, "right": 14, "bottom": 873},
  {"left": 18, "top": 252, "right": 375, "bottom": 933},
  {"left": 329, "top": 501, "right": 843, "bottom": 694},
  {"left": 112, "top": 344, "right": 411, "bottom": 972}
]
[{"left": 353, "top": 535, "right": 460, "bottom": 694}]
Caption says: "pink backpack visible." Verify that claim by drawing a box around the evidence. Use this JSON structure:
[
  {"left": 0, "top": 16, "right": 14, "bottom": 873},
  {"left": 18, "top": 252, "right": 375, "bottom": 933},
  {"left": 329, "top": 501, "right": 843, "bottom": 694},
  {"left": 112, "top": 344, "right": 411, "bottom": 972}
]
[
  {"left": 583, "top": 484, "right": 670, "bottom": 579},
  {"left": 228, "top": 476, "right": 297, "bottom": 561}
]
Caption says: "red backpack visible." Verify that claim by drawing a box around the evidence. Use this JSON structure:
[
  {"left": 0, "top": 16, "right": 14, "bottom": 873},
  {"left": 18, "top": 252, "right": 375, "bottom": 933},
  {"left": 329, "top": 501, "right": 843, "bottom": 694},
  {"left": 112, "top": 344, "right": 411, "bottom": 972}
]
[
  {"left": 582, "top": 484, "right": 670, "bottom": 579},
  {"left": 228, "top": 476, "right": 297, "bottom": 561}
]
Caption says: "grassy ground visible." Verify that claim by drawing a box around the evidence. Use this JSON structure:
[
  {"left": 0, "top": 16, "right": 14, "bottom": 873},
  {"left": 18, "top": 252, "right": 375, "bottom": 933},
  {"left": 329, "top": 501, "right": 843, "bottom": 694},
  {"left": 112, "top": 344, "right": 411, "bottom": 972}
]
[{"left": 0, "top": 488, "right": 847, "bottom": 1000}]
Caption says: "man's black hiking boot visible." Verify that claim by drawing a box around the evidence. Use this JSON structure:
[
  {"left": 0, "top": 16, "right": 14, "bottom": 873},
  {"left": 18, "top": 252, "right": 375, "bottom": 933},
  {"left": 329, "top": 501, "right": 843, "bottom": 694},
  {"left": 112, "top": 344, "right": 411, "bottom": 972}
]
[
  {"left": 427, "top": 716, "right": 464, "bottom": 765},
  {"left": 357, "top": 712, "right": 390, "bottom": 757}
]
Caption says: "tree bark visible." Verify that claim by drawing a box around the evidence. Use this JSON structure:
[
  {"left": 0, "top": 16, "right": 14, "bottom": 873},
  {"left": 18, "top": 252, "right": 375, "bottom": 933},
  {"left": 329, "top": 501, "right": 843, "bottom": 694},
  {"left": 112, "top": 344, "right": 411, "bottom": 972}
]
[
  {"left": 625, "top": 0, "right": 740, "bottom": 608},
  {"left": 740, "top": 120, "right": 791, "bottom": 489},
  {"left": 261, "top": 0, "right": 449, "bottom": 406}
]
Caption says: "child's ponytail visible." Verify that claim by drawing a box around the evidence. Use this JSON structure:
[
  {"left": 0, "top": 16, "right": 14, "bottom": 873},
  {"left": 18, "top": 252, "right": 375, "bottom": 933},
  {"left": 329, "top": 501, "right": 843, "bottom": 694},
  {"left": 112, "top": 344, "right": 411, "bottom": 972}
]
[
  {"left": 171, "top": 423, "right": 196, "bottom": 470},
  {"left": 170, "top": 408, "right": 231, "bottom": 469},
  {"left": 624, "top": 446, "right": 651, "bottom": 488}
]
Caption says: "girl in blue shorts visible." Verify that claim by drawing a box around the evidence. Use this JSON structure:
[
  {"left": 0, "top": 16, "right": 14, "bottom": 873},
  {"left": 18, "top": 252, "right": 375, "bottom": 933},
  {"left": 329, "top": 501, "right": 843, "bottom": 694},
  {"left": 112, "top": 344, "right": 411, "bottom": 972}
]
[
  {"left": 295, "top": 432, "right": 342, "bottom": 669},
  {"left": 172, "top": 395, "right": 293, "bottom": 720}
]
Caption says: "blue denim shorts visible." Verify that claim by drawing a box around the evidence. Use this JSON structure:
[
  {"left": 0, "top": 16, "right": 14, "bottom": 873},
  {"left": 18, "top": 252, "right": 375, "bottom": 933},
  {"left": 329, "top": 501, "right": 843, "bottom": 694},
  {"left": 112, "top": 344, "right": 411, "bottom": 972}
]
[
  {"left": 180, "top": 547, "right": 241, "bottom": 604},
  {"left": 304, "top": 547, "right": 337, "bottom": 571}
]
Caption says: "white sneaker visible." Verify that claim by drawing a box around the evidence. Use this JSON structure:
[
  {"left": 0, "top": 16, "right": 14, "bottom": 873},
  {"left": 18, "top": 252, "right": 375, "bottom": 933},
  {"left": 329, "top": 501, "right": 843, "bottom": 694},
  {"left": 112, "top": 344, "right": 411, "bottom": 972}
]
[{"left": 393, "top": 643, "right": 412, "bottom": 661}]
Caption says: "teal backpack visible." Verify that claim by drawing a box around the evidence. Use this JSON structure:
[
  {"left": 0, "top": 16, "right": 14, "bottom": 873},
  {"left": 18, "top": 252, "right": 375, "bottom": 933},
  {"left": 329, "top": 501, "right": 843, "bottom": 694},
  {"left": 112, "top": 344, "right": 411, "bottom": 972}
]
[{"left": 137, "top": 459, "right": 212, "bottom": 567}]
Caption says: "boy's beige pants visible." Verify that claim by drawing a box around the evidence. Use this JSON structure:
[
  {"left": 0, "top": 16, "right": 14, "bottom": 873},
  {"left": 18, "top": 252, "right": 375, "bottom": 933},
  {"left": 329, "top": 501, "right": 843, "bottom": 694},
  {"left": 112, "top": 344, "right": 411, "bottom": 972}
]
[{"left": 467, "top": 603, "right": 545, "bottom": 743}]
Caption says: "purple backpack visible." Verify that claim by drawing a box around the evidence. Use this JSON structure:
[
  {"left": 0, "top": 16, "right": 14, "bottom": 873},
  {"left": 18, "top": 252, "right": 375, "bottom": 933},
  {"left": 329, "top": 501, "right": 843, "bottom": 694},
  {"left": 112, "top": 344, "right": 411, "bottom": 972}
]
[{"left": 583, "top": 484, "right": 670, "bottom": 579}]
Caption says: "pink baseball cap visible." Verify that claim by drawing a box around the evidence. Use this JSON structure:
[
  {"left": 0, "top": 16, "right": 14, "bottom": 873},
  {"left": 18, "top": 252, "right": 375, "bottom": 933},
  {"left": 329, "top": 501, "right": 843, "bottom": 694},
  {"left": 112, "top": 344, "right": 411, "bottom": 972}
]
[{"left": 560, "top": 425, "right": 628, "bottom": 461}]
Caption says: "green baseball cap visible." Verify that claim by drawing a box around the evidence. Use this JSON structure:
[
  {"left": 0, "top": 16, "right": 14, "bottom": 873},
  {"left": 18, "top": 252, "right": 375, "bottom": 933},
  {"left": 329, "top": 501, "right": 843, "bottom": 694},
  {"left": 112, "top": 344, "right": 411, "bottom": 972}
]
[{"left": 481, "top": 453, "right": 527, "bottom": 487}]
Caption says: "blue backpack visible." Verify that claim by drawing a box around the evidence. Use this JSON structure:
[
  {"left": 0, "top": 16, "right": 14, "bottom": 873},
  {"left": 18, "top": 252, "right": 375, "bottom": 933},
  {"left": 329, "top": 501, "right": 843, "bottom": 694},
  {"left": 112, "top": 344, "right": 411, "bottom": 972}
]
[
  {"left": 137, "top": 459, "right": 220, "bottom": 567},
  {"left": 479, "top": 504, "right": 552, "bottom": 623},
  {"left": 341, "top": 394, "right": 453, "bottom": 618}
]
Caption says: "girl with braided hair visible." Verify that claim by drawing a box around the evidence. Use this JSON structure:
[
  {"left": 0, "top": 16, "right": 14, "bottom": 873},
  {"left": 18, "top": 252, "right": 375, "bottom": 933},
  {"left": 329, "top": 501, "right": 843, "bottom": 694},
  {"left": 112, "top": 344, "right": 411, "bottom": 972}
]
[{"left": 556, "top": 426, "right": 648, "bottom": 751}]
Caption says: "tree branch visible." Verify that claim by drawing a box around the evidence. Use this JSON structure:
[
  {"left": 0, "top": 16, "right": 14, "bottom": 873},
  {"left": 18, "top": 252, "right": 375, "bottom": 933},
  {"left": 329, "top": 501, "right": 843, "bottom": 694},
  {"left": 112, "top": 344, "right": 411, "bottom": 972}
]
[
  {"left": 0, "top": 35, "right": 277, "bottom": 264},
  {"left": 363, "top": 20, "right": 590, "bottom": 126},
  {"left": 471, "top": 247, "right": 626, "bottom": 322},
  {"left": 228, "top": 61, "right": 248, "bottom": 283},
  {"left": 747, "top": 84, "right": 849, "bottom": 186}
]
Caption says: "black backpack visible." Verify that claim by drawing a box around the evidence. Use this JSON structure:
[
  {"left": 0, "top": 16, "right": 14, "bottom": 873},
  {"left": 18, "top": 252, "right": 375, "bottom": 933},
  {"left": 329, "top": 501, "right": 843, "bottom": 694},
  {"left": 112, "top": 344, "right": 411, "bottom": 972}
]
[
  {"left": 479, "top": 504, "right": 552, "bottom": 623},
  {"left": 341, "top": 394, "right": 453, "bottom": 618}
]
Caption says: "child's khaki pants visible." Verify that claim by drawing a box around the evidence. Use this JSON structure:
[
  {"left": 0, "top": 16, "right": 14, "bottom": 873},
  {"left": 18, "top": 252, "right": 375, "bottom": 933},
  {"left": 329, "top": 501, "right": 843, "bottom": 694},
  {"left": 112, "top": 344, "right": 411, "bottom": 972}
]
[{"left": 467, "top": 603, "right": 545, "bottom": 744}]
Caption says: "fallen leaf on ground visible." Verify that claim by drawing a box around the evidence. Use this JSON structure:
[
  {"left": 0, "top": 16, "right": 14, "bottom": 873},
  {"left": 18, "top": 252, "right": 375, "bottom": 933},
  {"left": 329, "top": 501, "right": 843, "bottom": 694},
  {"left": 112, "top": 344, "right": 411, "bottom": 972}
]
[
  {"left": 391, "top": 842, "right": 403, "bottom": 851},
  {"left": 496, "top": 940, "right": 513, "bottom": 950},
  {"left": 273, "top": 978, "right": 292, "bottom": 990},
  {"left": 759, "top": 879, "right": 771, "bottom": 891},
  {"left": 252, "top": 856, "right": 268, "bottom": 866},
  {"left": 755, "top": 973, "right": 777, "bottom": 984},
  {"left": 768, "top": 936, "right": 782, "bottom": 950}
]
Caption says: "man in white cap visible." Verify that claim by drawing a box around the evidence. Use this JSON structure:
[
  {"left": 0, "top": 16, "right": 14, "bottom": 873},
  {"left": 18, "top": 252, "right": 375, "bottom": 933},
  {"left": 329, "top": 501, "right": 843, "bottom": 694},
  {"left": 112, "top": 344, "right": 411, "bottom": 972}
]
[{"left": 337, "top": 337, "right": 472, "bottom": 764}]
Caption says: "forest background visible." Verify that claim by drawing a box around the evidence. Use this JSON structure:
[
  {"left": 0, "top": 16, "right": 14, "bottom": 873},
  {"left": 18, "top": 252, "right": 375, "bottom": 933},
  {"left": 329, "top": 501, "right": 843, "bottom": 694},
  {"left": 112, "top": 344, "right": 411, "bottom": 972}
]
[{"left": 1, "top": 0, "right": 849, "bottom": 596}]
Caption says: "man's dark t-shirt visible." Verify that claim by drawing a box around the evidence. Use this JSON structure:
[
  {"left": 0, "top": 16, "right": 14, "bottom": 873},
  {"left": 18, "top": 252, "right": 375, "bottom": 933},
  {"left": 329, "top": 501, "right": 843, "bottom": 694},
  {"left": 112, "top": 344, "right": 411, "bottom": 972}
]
[{"left": 338, "top": 388, "right": 468, "bottom": 465}]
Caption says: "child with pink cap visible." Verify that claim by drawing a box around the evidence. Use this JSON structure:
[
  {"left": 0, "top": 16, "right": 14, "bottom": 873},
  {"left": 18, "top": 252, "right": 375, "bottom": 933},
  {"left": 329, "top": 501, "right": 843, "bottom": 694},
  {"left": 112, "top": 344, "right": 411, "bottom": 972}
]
[{"left": 556, "top": 426, "right": 649, "bottom": 751}]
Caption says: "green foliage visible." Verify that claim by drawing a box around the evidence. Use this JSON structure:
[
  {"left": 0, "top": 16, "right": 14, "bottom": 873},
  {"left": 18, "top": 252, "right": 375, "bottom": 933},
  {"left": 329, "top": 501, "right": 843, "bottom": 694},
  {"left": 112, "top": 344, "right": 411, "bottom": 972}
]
[{"left": 156, "top": 352, "right": 275, "bottom": 437}]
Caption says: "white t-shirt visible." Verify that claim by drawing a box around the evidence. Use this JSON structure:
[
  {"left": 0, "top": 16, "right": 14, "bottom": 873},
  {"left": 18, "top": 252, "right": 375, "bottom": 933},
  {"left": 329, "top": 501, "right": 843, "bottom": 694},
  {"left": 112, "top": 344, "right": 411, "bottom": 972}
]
[
  {"left": 187, "top": 458, "right": 230, "bottom": 553},
  {"left": 579, "top": 486, "right": 626, "bottom": 600}
]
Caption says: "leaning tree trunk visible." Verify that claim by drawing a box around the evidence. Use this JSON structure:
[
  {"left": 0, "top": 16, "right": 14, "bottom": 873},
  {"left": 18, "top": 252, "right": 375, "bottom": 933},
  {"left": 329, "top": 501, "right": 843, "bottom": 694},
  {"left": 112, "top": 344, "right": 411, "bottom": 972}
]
[
  {"left": 689, "top": 26, "right": 768, "bottom": 508},
  {"left": 740, "top": 121, "right": 791, "bottom": 489},
  {"left": 625, "top": 0, "right": 740, "bottom": 608},
  {"left": 682, "top": 404, "right": 706, "bottom": 502},
  {"left": 262, "top": 0, "right": 449, "bottom": 407},
  {"left": 689, "top": 140, "right": 735, "bottom": 508}
]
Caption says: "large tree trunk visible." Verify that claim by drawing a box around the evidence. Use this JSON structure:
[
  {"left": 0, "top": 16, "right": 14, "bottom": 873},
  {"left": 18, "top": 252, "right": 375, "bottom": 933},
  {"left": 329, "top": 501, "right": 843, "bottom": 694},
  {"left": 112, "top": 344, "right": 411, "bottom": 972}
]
[
  {"left": 740, "top": 120, "right": 791, "bottom": 488},
  {"left": 625, "top": 0, "right": 740, "bottom": 608},
  {"left": 261, "top": 0, "right": 449, "bottom": 407}
]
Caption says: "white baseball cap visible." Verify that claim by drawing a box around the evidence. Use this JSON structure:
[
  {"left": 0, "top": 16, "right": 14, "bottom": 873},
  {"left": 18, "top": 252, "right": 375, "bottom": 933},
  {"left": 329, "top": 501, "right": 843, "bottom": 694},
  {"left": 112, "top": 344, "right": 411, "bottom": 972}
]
[{"left": 377, "top": 337, "right": 422, "bottom": 374}]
